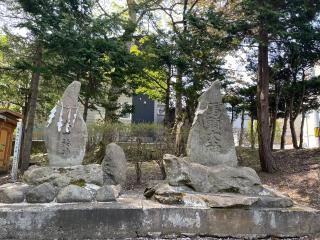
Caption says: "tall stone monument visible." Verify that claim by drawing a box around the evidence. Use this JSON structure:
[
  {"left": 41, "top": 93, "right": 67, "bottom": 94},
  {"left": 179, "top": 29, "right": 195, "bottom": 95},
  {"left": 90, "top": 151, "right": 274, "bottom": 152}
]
[
  {"left": 45, "top": 81, "right": 88, "bottom": 167},
  {"left": 145, "top": 80, "right": 293, "bottom": 208},
  {"left": 187, "top": 81, "right": 237, "bottom": 167}
]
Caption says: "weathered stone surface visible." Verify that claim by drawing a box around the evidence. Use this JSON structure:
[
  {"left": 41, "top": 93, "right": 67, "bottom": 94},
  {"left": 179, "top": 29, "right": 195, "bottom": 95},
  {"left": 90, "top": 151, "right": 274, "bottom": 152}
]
[
  {"left": 0, "top": 183, "right": 29, "bottom": 204},
  {"left": 84, "top": 183, "right": 101, "bottom": 197},
  {"left": 56, "top": 185, "right": 93, "bottom": 203},
  {"left": 102, "top": 143, "right": 127, "bottom": 185},
  {"left": 0, "top": 182, "right": 30, "bottom": 192},
  {"left": 51, "top": 175, "right": 71, "bottom": 189},
  {"left": 96, "top": 185, "right": 121, "bottom": 202},
  {"left": 22, "top": 164, "right": 103, "bottom": 188},
  {"left": 163, "top": 154, "right": 262, "bottom": 195},
  {"left": 187, "top": 81, "right": 237, "bottom": 167},
  {"left": 146, "top": 181, "right": 292, "bottom": 208},
  {"left": 144, "top": 180, "right": 193, "bottom": 199},
  {"left": 63, "top": 164, "right": 103, "bottom": 186},
  {"left": 199, "top": 193, "right": 258, "bottom": 208},
  {"left": 0, "top": 196, "right": 319, "bottom": 239},
  {"left": 0, "top": 189, "right": 25, "bottom": 203},
  {"left": 45, "top": 81, "right": 88, "bottom": 167},
  {"left": 256, "top": 185, "right": 293, "bottom": 208},
  {"left": 152, "top": 183, "right": 186, "bottom": 205},
  {"left": 23, "top": 166, "right": 58, "bottom": 185},
  {"left": 26, "top": 182, "right": 56, "bottom": 203},
  {"left": 181, "top": 193, "right": 207, "bottom": 207}
]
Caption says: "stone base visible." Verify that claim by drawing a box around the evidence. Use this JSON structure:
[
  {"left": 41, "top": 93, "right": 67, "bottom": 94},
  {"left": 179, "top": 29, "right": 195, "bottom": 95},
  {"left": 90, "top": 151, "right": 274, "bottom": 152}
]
[{"left": 0, "top": 194, "right": 319, "bottom": 239}]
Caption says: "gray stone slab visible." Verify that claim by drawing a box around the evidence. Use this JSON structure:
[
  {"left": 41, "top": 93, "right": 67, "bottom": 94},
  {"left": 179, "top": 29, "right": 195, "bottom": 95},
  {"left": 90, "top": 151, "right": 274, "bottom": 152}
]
[
  {"left": 102, "top": 143, "right": 127, "bottom": 186},
  {"left": 0, "top": 195, "right": 319, "bottom": 239},
  {"left": 187, "top": 81, "right": 237, "bottom": 167},
  {"left": 45, "top": 81, "right": 88, "bottom": 167}
]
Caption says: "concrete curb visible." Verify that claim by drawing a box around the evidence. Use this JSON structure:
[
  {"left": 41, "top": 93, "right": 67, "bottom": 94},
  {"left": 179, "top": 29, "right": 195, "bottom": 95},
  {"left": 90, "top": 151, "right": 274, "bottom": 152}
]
[{"left": 0, "top": 196, "right": 319, "bottom": 239}]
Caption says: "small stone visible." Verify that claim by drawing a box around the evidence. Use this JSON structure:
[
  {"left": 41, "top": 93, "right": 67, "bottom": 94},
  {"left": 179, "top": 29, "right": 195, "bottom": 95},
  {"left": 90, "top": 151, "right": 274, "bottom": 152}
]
[
  {"left": 64, "top": 164, "right": 103, "bottom": 186},
  {"left": 256, "top": 185, "right": 293, "bottom": 208},
  {"left": 186, "top": 81, "right": 237, "bottom": 167},
  {"left": 57, "top": 185, "right": 93, "bottom": 203},
  {"left": 45, "top": 81, "right": 88, "bottom": 167},
  {"left": 255, "top": 195, "right": 293, "bottom": 208},
  {"left": 51, "top": 175, "right": 71, "bottom": 189},
  {"left": 182, "top": 194, "right": 207, "bottom": 207},
  {"left": 0, "top": 182, "right": 30, "bottom": 192},
  {"left": 101, "top": 143, "right": 127, "bottom": 186},
  {"left": 96, "top": 185, "right": 121, "bottom": 202},
  {"left": 0, "top": 189, "right": 25, "bottom": 203},
  {"left": 84, "top": 183, "right": 101, "bottom": 197},
  {"left": 0, "top": 183, "right": 30, "bottom": 204},
  {"left": 153, "top": 183, "right": 187, "bottom": 205},
  {"left": 26, "top": 182, "right": 56, "bottom": 203},
  {"left": 23, "top": 166, "right": 59, "bottom": 185},
  {"left": 199, "top": 193, "right": 258, "bottom": 208}
]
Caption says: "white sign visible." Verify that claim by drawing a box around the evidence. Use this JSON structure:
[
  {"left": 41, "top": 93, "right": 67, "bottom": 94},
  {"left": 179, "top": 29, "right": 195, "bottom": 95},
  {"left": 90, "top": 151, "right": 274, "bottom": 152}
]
[{"left": 11, "top": 121, "right": 22, "bottom": 182}]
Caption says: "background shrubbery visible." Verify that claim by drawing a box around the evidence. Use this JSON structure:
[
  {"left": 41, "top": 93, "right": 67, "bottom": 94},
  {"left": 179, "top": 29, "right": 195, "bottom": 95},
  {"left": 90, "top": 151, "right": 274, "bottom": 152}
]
[{"left": 84, "top": 122, "right": 186, "bottom": 182}]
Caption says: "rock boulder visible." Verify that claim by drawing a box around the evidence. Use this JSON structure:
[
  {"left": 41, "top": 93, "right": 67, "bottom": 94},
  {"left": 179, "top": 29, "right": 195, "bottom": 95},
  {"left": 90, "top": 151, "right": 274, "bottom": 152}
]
[
  {"left": 96, "top": 185, "right": 121, "bottom": 202},
  {"left": 26, "top": 182, "right": 56, "bottom": 203},
  {"left": 101, "top": 143, "right": 127, "bottom": 186},
  {"left": 0, "top": 183, "right": 30, "bottom": 203},
  {"left": 163, "top": 154, "right": 262, "bottom": 195},
  {"left": 56, "top": 185, "right": 93, "bottom": 203}
]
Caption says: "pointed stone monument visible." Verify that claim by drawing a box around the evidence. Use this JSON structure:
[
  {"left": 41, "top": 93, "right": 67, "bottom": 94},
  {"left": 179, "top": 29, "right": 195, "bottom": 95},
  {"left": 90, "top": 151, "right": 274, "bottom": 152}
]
[
  {"left": 45, "top": 81, "right": 88, "bottom": 167},
  {"left": 187, "top": 81, "right": 237, "bottom": 167},
  {"left": 145, "top": 80, "right": 293, "bottom": 208}
]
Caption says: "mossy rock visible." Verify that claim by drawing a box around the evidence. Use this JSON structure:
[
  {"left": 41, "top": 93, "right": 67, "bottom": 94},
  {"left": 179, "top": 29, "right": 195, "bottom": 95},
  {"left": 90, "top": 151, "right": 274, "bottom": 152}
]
[{"left": 70, "top": 179, "right": 86, "bottom": 187}]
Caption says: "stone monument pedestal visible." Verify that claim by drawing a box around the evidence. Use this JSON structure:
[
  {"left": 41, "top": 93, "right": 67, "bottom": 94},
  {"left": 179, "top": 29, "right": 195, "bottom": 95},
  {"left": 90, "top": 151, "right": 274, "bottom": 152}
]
[{"left": 0, "top": 194, "right": 319, "bottom": 239}]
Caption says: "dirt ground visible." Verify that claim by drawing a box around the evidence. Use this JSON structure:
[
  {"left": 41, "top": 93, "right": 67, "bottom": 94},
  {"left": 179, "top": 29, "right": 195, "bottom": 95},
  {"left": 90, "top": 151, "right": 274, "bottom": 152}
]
[
  {"left": 259, "top": 149, "right": 320, "bottom": 210},
  {"left": 1, "top": 148, "right": 320, "bottom": 210}
]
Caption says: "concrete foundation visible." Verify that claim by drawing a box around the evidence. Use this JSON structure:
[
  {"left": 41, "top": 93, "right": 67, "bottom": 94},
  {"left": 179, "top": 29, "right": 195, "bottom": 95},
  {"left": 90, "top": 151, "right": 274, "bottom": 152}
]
[{"left": 0, "top": 194, "right": 319, "bottom": 239}]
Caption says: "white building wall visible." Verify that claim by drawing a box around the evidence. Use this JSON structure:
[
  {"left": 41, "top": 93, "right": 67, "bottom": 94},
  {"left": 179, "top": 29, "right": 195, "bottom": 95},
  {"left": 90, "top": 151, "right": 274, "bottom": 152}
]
[
  {"left": 303, "top": 111, "right": 320, "bottom": 148},
  {"left": 79, "top": 94, "right": 133, "bottom": 125},
  {"left": 303, "top": 63, "right": 320, "bottom": 148}
]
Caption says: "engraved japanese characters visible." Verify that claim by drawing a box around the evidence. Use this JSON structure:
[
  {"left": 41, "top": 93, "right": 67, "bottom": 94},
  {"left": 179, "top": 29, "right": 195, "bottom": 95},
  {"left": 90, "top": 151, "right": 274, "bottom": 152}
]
[
  {"left": 187, "top": 81, "right": 237, "bottom": 167},
  {"left": 45, "top": 81, "right": 88, "bottom": 167}
]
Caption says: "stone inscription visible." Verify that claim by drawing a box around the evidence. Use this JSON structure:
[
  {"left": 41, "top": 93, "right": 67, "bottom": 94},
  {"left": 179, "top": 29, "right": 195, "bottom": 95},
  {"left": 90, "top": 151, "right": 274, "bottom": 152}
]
[
  {"left": 58, "top": 133, "right": 71, "bottom": 156},
  {"left": 203, "top": 103, "right": 222, "bottom": 152}
]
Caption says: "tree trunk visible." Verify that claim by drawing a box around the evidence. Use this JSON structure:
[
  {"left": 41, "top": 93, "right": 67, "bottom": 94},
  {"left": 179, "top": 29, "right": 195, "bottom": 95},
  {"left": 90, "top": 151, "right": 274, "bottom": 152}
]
[
  {"left": 164, "top": 65, "right": 171, "bottom": 126},
  {"left": 19, "top": 92, "right": 30, "bottom": 167},
  {"left": 289, "top": 116, "right": 298, "bottom": 149},
  {"left": 83, "top": 95, "right": 89, "bottom": 122},
  {"left": 135, "top": 162, "right": 142, "bottom": 184},
  {"left": 126, "top": 0, "right": 137, "bottom": 23},
  {"left": 21, "top": 42, "right": 43, "bottom": 171},
  {"left": 256, "top": 24, "right": 276, "bottom": 173},
  {"left": 250, "top": 115, "right": 255, "bottom": 149},
  {"left": 280, "top": 109, "right": 288, "bottom": 150},
  {"left": 175, "top": 70, "right": 183, "bottom": 121},
  {"left": 239, "top": 108, "right": 245, "bottom": 147},
  {"left": 231, "top": 106, "right": 234, "bottom": 125},
  {"left": 288, "top": 93, "right": 299, "bottom": 149},
  {"left": 299, "top": 109, "right": 306, "bottom": 149}
]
